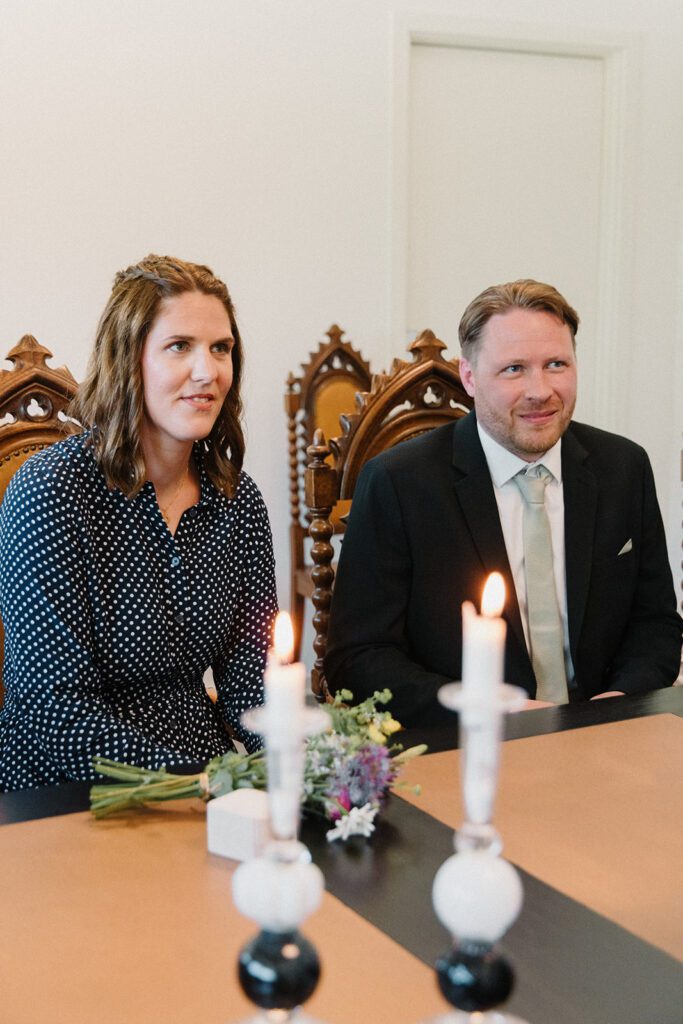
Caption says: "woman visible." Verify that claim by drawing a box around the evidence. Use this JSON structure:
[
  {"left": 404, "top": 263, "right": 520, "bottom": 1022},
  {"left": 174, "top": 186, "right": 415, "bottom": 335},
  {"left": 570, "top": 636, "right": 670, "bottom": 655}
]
[{"left": 0, "top": 255, "right": 278, "bottom": 791}]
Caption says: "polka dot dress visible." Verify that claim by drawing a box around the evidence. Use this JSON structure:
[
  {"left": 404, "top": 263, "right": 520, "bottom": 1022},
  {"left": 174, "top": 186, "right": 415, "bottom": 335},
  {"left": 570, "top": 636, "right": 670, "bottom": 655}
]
[{"left": 0, "top": 432, "right": 278, "bottom": 792}]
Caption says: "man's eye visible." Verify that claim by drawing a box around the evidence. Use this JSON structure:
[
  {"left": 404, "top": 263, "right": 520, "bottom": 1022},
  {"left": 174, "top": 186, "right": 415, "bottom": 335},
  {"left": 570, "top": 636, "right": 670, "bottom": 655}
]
[{"left": 501, "top": 364, "right": 522, "bottom": 375}]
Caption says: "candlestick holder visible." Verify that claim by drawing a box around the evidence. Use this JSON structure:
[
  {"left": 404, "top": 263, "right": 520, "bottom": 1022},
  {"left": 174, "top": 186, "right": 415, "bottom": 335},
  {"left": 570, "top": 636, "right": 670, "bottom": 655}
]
[
  {"left": 421, "top": 682, "right": 531, "bottom": 1024},
  {"left": 231, "top": 703, "right": 329, "bottom": 1023}
]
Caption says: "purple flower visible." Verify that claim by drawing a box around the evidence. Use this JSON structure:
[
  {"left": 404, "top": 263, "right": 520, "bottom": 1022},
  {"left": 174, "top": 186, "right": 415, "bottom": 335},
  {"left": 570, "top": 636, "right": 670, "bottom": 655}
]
[{"left": 324, "top": 742, "right": 398, "bottom": 819}]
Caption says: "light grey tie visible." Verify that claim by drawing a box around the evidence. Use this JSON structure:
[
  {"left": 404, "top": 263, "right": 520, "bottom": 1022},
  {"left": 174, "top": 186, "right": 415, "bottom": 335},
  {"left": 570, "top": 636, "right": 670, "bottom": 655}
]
[{"left": 515, "top": 466, "right": 569, "bottom": 703}]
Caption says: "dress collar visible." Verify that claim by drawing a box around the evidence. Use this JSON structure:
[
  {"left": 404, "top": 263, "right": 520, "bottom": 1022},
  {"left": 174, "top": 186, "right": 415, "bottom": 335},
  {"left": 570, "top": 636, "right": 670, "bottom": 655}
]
[{"left": 192, "top": 443, "right": 227, "bottom": 509}]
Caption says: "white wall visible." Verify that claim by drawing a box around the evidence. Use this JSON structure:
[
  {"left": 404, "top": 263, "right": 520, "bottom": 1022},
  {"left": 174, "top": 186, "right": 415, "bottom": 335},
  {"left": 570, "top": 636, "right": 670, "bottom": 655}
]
[{"left": 1, "top": 0, "right": 681, "bottom": 614}]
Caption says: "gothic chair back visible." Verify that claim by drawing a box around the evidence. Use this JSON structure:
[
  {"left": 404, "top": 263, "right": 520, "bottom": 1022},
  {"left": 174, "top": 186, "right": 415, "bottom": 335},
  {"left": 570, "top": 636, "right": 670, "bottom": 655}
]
[
  {"left": 285, "top": 325, "right": 371, "bottom": 660},
  {"left": 0, "top": 335, "right": 79, "bottom": 703},
  {"left": 304, "top": 329, "right": 473, "bottom": 700}
]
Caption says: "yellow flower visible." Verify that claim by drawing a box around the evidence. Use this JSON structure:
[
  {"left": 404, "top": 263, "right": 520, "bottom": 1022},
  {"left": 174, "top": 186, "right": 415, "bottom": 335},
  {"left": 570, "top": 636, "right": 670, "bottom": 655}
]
[
  {"left": 391, "top": 743, "right": 428, "bottom": 765},
  {"left": 367, "top": 723, "right": 387, "bottom": 745},
  {"left": 381, "top": 717, "right": 402, "bottom": 736}
]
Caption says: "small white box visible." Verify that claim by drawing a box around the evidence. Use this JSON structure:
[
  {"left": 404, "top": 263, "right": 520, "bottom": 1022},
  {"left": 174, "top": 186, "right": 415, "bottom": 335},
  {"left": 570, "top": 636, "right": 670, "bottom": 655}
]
[{"left": 206, "top": 788, "right": 270, "bottom": 861}]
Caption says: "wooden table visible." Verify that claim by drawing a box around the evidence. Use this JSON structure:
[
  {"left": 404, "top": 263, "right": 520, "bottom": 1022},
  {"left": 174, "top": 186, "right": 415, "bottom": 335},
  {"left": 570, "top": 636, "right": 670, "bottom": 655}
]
[{"left": 1, "top": 688, "right": 682, "bottom": 1024}]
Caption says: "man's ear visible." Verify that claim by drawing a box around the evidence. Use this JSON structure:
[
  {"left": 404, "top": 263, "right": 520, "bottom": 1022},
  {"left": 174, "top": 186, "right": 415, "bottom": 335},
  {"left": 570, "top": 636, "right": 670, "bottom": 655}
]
[{"left": 459, "top": 357, "right": 476, "bottom": 398}]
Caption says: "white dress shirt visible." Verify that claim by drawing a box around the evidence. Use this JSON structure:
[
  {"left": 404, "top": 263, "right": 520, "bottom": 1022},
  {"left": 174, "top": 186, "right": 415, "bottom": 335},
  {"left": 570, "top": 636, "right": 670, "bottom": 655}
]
[{"left": 477, "top": 423, "right": 575, "bottom": 684}]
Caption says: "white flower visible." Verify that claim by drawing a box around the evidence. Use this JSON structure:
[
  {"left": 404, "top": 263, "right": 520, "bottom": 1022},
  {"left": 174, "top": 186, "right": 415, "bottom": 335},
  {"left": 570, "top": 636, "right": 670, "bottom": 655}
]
[
  {"left": 325, "top": 802, "right": 378, "bottom": 843},
  {"left": 306, "top": 749, "right": 324, "bottom": 773}
]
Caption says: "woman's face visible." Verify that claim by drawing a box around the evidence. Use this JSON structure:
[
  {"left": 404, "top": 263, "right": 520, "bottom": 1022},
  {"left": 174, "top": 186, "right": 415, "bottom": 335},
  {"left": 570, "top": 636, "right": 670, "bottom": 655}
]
[{"left": 140, "top": 291, "right": 234, "bottom": 455}]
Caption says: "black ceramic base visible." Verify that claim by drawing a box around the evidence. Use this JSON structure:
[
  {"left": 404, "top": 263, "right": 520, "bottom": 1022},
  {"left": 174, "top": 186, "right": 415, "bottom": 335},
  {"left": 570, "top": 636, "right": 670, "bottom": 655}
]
[
  {"left": 238, "top": 928, "right": 321, "bottom": 1011},
  {"left": 436, "top": 941, "right": 515, "bottom": 1012}
]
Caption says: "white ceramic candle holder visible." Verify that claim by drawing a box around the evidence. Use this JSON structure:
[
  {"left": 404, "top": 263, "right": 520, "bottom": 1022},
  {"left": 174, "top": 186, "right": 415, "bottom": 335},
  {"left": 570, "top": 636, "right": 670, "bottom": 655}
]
[
  {"left": 231, "top": 698, "right": 330, "bottom": 1023},
  {"left": 242, "top": 704, "right": 329, "bottom": 842},
  {"left": 420, "top": 681, "right": 531, "bottom": 1024},
  {"left": 438, "top": 682, "right": 526, "bottom": 852}
]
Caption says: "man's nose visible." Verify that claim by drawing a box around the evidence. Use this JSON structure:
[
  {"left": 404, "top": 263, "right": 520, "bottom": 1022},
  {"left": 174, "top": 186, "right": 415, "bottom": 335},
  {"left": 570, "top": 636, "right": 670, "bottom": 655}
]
[{"left": 524, "top": 368, "right": 553, "bottom": 400}]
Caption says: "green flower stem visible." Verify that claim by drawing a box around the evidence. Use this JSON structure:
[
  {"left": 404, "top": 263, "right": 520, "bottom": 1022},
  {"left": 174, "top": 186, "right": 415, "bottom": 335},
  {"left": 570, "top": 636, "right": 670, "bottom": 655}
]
[
  {"left": 89, "top": 749, "right": 271, "bottom": 818},
  {"left": 89, "top": 690, "right": 427, "bottom": 821},
  {"left": 90, "top": 759, "right": 207, "bottom": 818}
]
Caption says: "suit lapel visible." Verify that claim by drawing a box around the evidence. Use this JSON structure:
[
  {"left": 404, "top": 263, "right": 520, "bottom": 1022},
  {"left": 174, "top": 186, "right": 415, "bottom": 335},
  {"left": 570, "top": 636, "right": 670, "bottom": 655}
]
[
  {"left": 450, "top": 414, "right": 527, "bottom": 654},
  {"left": 562, "top": 427, "right": 598, "bottom": 658}
]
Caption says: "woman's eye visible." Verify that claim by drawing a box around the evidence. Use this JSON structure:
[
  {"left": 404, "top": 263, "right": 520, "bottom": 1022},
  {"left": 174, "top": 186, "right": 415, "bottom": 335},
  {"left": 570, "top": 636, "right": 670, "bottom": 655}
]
[
  {"left": 212, "top": 340, "right": 234, "bottom": 354},
  {"left": 168, "top": 340, "right": 188, "bottom": 352}
]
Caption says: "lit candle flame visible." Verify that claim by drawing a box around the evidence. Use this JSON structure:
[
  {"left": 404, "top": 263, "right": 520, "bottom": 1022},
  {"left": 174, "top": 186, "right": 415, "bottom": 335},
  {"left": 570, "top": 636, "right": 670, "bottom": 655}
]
[
  {"left": 481, "top": 572, "right": 505, "bottom": 618},
  {"left": 273, "top": 611, "right": 295, "bottom": 664}
]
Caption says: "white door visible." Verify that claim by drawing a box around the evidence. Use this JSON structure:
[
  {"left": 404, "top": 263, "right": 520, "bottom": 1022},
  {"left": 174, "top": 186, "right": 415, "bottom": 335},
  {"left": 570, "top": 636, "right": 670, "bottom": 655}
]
[{"left": 406, "top": 41, "right": 604, "bottom": 425}]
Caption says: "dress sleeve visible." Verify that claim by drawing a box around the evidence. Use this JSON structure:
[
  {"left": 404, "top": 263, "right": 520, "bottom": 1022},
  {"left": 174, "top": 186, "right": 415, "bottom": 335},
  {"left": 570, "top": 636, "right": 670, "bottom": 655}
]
[
  {"left": 0, "top": 461, "right": 182, "bottom": 781},
  {"left": 212, "top": 477, "right": 278, "bottom": 753}
]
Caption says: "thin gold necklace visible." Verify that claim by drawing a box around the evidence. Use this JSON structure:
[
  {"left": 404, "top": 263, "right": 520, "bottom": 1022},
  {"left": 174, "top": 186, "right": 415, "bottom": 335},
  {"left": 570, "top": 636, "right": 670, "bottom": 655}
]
[{"left": 159, "top": 466, "right": 189, "bottom": 527}]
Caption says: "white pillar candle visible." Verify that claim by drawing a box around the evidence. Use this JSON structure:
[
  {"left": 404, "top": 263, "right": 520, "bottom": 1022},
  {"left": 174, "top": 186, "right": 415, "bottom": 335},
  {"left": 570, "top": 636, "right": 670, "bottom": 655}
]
[
  {"left": 264, "top": 611, "right": 307, "bottom": 840},
  {"left": 460, "top": 573, "right": 507, "bottom": 827},
  {"left": 265, "top": 611, "right": 306, "bottom": 732},
  {"left": 461, "top": 572, "right": 506, "bottom": 702}
]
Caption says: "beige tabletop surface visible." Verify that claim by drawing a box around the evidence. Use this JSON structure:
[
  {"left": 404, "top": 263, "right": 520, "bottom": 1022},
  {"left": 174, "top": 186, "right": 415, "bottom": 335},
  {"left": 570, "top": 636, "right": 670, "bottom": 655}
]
[
  {"left": 0, "top": 801, "right": 449, "bottom": 1024},
  {"left": 2, "top": 713, "right": 681, "bottom": 1022},
  {"left": 399, "top": 712, "right": 683, "bottom": 962}
]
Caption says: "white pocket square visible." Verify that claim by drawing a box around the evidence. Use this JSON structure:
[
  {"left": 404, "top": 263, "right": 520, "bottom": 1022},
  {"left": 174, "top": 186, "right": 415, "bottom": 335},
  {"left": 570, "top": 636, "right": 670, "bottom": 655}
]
[{"left": 618, "top": 539, "right": 633, "bottom": 556}]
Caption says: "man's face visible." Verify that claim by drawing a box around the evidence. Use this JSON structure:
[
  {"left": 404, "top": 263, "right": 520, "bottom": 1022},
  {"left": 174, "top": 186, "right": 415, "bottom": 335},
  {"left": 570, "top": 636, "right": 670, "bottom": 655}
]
[{"left": 459, "top": 307, "right": 577, "bottom": 461}]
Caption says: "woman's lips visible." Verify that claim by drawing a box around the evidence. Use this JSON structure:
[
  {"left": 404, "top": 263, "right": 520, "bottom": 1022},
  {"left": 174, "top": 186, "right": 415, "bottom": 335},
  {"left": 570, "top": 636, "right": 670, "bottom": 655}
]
[{"left": 181, "top": 394, "right": 215, "bottom": 408}]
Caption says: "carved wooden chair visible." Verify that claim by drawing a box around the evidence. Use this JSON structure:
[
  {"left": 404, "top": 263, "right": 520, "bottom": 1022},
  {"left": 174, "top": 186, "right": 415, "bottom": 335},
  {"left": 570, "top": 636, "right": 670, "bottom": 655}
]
[
  {"left": 303, "top": 329, "right": 474, "bottom": 700},
  {"left": 0, "top": 335, "right": 79, "bottom": 703},
  {"left": 285, "top": 325, "right": 371, "bottom": 660}
]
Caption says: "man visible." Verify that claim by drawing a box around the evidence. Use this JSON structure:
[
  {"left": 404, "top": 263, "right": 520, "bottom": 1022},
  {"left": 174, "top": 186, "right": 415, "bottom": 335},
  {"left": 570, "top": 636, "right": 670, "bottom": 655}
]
[{"left": 325, "top": 280, "right": 682, "bottom": 726}]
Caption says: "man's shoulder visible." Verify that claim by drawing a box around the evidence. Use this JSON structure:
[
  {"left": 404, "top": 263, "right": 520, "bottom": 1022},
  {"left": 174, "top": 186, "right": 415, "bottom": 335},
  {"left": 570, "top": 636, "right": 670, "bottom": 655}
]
[
  {"left": 566, "top": 421, "right": 648, "bottom": 464},
  {"left": 358, "top": 419, "right": 458, "bottom": 483},
  {"left": 365, "top": 418, "right": 467, "bottom": 476}
]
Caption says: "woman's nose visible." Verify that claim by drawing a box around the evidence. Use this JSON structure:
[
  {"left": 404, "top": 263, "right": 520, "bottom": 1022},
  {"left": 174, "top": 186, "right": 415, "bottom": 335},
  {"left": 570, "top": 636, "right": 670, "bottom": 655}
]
[{"left": 190, "top": 346, "right": 217, "bottom": 382}]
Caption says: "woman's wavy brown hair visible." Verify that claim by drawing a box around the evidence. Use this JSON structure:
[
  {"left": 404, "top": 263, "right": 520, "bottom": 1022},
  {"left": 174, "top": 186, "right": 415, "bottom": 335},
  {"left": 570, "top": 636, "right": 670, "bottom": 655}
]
[{"left": 71, "top": 254, "right": 245, "bottom": 498}]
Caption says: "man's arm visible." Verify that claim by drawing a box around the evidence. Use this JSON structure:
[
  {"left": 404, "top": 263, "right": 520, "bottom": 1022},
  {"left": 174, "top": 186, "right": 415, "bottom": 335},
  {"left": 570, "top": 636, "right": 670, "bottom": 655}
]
[
  {"left": 324, "top": 458, "right": 455, "bottom": 727},
  {"left": 605, "top": 450, "right": 682, "bottom": 694}
]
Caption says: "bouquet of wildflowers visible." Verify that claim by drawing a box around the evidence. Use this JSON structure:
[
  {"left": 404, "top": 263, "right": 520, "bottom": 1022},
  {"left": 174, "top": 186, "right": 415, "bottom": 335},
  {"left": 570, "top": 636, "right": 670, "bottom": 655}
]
[{"left": 90, "top": 690, "right": 426, "bottom": 841}]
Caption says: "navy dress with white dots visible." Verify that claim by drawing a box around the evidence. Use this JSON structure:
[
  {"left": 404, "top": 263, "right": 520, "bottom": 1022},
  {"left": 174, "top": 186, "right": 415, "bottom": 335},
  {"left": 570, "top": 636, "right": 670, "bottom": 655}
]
[{"left": 0, "top": 431, "right": 278, "bottom": 792}]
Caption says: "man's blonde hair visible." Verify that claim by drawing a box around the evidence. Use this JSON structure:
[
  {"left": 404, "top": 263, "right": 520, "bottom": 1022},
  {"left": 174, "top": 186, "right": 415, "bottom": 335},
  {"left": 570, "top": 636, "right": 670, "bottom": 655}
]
[{"left": 459, "top": 279, "right": 579, "bottom": 362}]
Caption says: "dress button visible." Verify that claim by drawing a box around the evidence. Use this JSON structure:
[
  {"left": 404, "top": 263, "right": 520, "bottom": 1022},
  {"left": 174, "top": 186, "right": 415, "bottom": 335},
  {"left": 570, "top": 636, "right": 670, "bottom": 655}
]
[
  {"left": 171, "top": 556, "right": 181, "bottom": 568},
  {"left": 175, "top": 612, "right": 185, "bottom": 626}
]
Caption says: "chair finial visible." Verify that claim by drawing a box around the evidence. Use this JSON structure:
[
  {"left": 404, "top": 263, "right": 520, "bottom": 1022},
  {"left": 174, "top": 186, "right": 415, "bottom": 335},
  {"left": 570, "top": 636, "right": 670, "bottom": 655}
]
[
  {"left": 325, "top": 324, "right": 344, "bottom": 346},
  {"left": 4, "top": 335, "right": 54, "bottom": 372},
  {"left": 409, "top": 329, "right": 447, "bottom": 362}
]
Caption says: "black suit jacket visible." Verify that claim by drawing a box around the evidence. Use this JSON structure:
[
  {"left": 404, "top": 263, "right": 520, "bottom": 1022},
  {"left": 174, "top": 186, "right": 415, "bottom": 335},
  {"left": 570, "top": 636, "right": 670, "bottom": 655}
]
[{"left": 325, "top": 412, "right": 682, "bottom": 726}]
